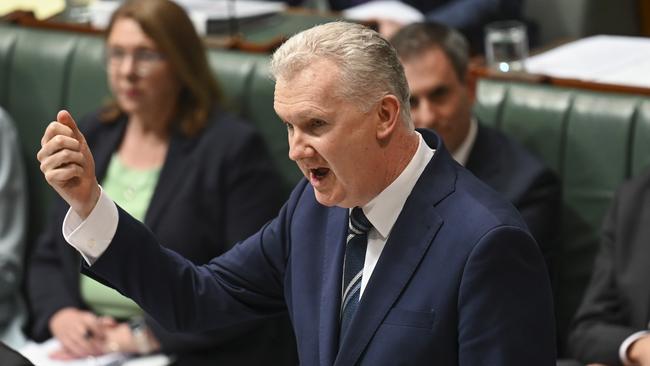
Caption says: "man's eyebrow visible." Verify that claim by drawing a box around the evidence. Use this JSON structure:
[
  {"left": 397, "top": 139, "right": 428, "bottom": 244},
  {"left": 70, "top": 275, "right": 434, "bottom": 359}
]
[{"left": 427, "top": 85, "right": 449, "bottom": 97}]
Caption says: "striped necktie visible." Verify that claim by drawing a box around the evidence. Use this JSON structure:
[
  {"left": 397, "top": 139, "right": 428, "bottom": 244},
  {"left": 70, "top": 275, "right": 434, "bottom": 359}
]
[{"left": 340, "top": 207, "right": 372, "bottom": 343}]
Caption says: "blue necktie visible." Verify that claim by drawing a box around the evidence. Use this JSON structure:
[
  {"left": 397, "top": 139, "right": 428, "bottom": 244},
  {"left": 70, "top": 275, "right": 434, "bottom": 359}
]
[{"left": 340, "top": 207, "right": 372, "bottom": 343}]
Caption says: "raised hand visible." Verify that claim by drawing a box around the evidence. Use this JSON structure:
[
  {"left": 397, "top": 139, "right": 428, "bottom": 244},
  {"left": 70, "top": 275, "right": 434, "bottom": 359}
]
[{"left": 37, "top": 110, "right": 100, "bottom": 219}]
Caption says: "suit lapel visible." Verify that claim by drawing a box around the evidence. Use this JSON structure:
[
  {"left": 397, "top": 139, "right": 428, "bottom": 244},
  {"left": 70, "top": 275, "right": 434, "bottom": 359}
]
[
  {"left": 92, "top": 117, "right": 127, "bottom": 182},
  {"left": 89, "top": 115, "right": 195, "bottom": 229},
  {"left": 145, "top": 131, "right": 194, "bottom": 229},
  {"left": 319, "top": 207, "right": 348, "bottom": 366},
  {"left": 465, "top": 123, "right": 500, "bottom": 181},
  {"left": 335, "top": 130, "right": 456, "bottom": 365},
  {"left": 335, "top": 202, "right": 443, "bottom": 365}
]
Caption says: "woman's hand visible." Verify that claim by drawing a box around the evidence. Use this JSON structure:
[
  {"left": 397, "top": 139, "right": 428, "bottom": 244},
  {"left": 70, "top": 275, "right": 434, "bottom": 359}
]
[{"left": 48, "top": 307, "right": 112, "bottom": 359}]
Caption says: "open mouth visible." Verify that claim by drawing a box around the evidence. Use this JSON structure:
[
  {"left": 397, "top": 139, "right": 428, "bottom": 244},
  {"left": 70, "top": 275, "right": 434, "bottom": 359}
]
[{"left": 309, "top": 167, "right": 330, "bottom": 181}]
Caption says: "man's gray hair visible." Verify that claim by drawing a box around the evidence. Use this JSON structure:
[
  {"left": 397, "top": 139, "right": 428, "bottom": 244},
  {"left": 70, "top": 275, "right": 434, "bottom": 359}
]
[{"left": 270, "top": 21, "right": 412, "bottom": 125}]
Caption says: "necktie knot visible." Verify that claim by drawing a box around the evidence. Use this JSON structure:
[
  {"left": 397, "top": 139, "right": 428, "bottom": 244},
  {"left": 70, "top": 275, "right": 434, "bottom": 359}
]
[{"left": 349, "top": 207, "right": 372, "bottom": 235}]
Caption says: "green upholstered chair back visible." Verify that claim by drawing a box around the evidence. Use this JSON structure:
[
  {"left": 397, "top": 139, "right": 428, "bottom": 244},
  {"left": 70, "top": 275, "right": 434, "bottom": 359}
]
[
  {"left": 0, "top": 23, "right": 299, "bottom": 243},
  {"left": 474, "top": 79, "right": 650, "bottom": 355}
]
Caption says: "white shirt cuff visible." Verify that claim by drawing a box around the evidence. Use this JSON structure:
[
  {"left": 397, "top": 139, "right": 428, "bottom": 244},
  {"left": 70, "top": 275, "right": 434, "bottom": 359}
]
[
  {"left": 62, "top": 186, "right": 118, "bottom": 265},
  {"left": 619, "top": 330, "right": 650, "bottom": 365}
]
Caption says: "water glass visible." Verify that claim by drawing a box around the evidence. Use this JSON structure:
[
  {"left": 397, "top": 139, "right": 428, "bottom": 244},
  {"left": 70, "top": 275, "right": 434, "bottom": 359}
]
[{"left": 484, "top": 20, "right": 529, "bottom": 73}]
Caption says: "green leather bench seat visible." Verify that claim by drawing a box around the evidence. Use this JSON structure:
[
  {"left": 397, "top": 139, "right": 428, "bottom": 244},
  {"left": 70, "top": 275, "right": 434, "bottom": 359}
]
[
  {"left": 474, "top": 79, "right": 650, "bottom": 354},
  {"left": 5, "top": 27, "right": 80, "bottom": 241},
  {"left": 0, "top": 23, "right": 301, "bottom": 243}
]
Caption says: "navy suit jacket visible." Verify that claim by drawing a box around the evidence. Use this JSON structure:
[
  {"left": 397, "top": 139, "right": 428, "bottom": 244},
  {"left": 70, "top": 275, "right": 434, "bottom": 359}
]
[
  {"left": 85, "top": 129, "right": 556, "bottom": 365},
  {"left": 27, "top": 109, "right": 296, "bottom": 365},
  {"left": 467, "top": 123, "right": 561, "bottom": 282}
]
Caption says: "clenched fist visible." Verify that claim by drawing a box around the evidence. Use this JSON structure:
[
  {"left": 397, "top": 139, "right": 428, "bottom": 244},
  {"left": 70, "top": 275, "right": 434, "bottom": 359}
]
[{"left": 37, "top": 110, "right": 100, "bottom": 219}]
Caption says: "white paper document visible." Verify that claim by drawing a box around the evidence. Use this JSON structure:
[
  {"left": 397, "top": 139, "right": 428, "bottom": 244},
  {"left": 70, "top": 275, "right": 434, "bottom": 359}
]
[
  {"left": 18, "top": 339, "right": 173, "bottom": 366},
  {"left": 525, "top": 35, "right": 650, "bottom": 88},
  {"left": 19, "top": 338, "right": 126, "bottom": 366},
  {"left": 342, "top": 0, "right": 424, "bottom": 24}
]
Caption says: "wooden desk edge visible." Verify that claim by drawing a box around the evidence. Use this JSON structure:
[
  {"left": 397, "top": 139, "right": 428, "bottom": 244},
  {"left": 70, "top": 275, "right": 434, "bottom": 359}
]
[{"left": 470, "top": 64, "right": 650, "bottom": 97}]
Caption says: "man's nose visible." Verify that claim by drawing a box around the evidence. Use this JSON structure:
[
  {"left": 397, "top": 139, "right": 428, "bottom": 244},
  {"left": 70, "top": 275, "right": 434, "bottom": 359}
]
[{"left": 288, "top": 132, "right": 313, "bottom": 161}]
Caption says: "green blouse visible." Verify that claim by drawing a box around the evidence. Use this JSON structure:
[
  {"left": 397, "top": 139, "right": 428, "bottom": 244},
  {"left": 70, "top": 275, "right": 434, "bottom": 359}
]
[{"left": 80, "top": 153, "right": 161, "bottom": 319}]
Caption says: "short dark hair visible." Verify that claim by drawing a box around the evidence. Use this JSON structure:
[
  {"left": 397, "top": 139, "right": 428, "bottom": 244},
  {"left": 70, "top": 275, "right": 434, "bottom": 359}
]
[{"left": 390, "top": 22, "right": 469, "bottom": 82}]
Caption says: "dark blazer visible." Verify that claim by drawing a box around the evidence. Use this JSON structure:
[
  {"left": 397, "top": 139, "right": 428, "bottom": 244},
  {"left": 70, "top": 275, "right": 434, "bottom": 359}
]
[
  {"left": 467, "top": 123, "right": 561, "bottom": 281},
  {"left": 83, "top": 129, "right": 556, "bottom": 365},
  {"left": 0, "top": 342, "right": 33, "bottom": 366},
  {"left": 568, "top": 170, "right": 650, "bottom": 366},
  {"left": 26, "top": 109, "right": 297, "bottom": 365}
]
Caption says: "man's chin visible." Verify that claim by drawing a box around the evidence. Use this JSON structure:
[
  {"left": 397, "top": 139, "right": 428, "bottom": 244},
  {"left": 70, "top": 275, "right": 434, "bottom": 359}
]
[
  {"left": 313, "top": 191, "right": 358, "bottom": 209},
  {"left": 313, "top": 193, "right": 338, "bottom": 207}
]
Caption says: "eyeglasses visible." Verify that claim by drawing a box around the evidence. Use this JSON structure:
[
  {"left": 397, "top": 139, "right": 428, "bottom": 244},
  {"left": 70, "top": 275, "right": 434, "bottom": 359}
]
[{"left": 105, "top": 47, "right": 165, "bottom": 77}]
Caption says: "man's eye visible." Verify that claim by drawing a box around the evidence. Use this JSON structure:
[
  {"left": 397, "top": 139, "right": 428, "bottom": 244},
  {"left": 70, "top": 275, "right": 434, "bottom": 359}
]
[
  {"left": 428, "top": 87, "right": 448, "bottom": 100},
  {"left": 409, "top": 98, "right": 419, "bottom": 109},
  {"left": 311, "top": 119, "right": 326, "bottom": 128},
  {"left": 284, "top": 122, "right": 294, "bottom": 130}
]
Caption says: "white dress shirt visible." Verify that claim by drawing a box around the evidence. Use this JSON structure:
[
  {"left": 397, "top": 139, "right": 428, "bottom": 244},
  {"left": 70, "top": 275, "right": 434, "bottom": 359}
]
[
  {"left": 63, "top": 186, "right": 118, "bottom": 265},
  {"left": 450, "top": 117, "right": 478, "bottom": 167},
  {"left": 357, "top": 132, "right": 434, "bottom": 297}
]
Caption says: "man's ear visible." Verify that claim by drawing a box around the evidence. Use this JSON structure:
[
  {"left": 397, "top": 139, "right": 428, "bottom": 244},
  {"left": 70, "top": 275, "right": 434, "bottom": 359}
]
[{"left": 376, "top": 94, "right": 401, "bottom": 140}]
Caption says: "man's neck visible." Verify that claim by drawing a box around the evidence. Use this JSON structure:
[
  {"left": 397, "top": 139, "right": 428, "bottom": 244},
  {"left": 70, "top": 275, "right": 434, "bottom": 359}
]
[{"left": 380, "top": 130, "right": 420, "bottom": 193}]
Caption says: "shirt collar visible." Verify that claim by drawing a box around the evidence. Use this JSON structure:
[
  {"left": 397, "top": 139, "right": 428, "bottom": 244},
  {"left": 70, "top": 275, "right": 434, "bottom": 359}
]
[
  {"left": 357, "top": 132, "right": 435, "bottom": 239},
  {"left": 451, "top": 117, "right": 478, "bottom": 166}
]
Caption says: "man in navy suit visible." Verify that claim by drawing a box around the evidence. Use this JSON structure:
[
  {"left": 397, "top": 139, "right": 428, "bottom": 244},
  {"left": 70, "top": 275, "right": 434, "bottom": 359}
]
[
  {"left": 391, "top": 22, "right": 561, "bottom": 286},
  {"left": 37, "top": 22, "right": 555, "bottom": 364}
]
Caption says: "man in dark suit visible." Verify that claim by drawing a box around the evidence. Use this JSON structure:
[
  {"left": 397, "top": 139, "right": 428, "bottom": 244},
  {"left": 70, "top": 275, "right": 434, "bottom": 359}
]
[
  {"left": 568, "top": 170, "right": 650, "bottom": 366},
  {"left": 37, "top": 22, "right": 555, "bottom": 364},
  {"left": 391, "top": 22, "right": 561, "bottom": 284}
]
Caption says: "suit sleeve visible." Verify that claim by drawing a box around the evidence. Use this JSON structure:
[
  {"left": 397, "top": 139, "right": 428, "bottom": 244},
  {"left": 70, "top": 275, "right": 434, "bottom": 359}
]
[
  {"left": 568, "top": 193, "right": 639, "bottom": 366},
  {"left": 458, "top": 225, "right": 556, "bottom": 365},
  {"left": 86, "top": 182, "right": 308, "bottom": 334}
]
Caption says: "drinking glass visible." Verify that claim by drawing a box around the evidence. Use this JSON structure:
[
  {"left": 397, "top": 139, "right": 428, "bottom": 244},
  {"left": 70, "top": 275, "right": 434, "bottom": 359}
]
[{"left": 484, "top": 20, "right": 529, "bottom": 73}]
